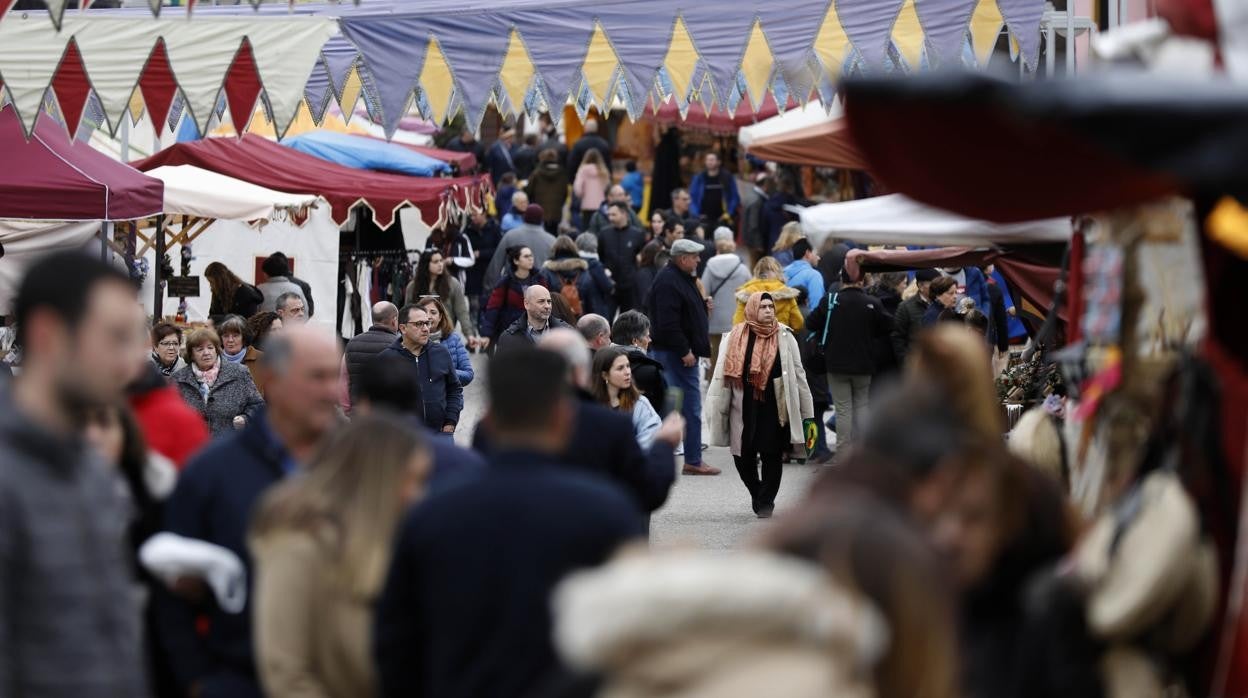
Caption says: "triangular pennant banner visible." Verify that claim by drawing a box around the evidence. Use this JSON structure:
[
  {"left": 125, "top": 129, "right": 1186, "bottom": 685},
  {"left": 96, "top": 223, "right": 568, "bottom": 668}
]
[
  {"left": 917, "top": 0, "right": 980, "bottom": 69},
  {"left": 0, "top": 13, "right": 70, "bottom": 135},
  {"left": 162, "top": 22, "right": 248, "bottom": 134},
  {"left": 44, "top": 0, "right": 68, "bottom": 31},
  {"left": 51, "top": 40, "right": 91, "bottom": 139},
  {"left": 140, "top": 39, "right": 178, "bottom": 134},
  {"left": 73, "top": 16, "right": 164, "bottom": 135},
  {"left": 245, "top": 17, "right": 337, "bottom": 138},
  {"left": 223, "top": 39, "right": 264, "bottom": 135}
]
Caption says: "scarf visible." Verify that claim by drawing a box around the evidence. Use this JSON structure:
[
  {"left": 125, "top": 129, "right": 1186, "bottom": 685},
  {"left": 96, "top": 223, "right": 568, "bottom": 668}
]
[
  {"left": 191, "top": 358, "right": 221, "bottom": 402},
  {"left": 222, "top": 347, "right": 247, "bottom": 364},
  {"left": 723, "top": 292, "right": 780, "bottom": 400}
]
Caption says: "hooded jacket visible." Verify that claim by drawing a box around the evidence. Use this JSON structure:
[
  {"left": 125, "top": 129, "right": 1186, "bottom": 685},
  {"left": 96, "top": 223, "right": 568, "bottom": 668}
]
[
  {"left": 701, "top": 253, "right": 751, "bottom": 334},
  {"left": 378, "top": 338, "right": 464, "bottom": 430},
  {"left": 553, "top": 551, "right": 885, "bottom": 698},
  {"left": 543, "top": 254, "right": 614, "bottom": 318},
  {"left": 732, "top": 278, "right": 804, "bottom": 332},
  {"left": 784, "top": 258, "right": 826, "bottom": 313},
  {"left": 525, "top": 161, "right": 569, "bottom": 223}
]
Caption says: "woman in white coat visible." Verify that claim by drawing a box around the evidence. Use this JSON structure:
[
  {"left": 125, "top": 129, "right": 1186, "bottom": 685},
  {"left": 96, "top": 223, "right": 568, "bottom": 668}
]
[
  {"left": 591, "top": 346, "right": 662, "bottom": 450},
  {"left": 708, "top": 291, "right": 814, "bottom": 518}
]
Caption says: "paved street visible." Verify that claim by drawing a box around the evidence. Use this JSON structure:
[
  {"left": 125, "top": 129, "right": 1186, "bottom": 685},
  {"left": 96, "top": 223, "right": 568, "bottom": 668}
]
[{"left": 456, "top": 352, "right": 823, "bottom": 550}]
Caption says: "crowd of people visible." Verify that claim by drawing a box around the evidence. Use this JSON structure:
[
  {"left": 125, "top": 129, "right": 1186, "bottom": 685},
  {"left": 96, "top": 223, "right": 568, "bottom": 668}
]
[{"left": 4, "top": 116, "right": 1192, "bottom": 698}]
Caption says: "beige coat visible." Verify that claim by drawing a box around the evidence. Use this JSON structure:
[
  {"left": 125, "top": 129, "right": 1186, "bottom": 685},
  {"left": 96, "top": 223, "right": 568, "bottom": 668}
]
[
  {"left": 706, "top": 324, "right": 814, "bottom": 451},
  {"left": 251, "top": 531, "right": 377, "bottom": 698},
  {"left": 553, "top": 550, "right": 885, "bottom": 698}
]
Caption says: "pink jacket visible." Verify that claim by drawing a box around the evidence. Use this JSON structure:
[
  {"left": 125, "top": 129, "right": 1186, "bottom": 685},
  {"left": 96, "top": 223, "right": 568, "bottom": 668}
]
[{"left": 573, "top": 165, "right": 609, "bottom": 212}]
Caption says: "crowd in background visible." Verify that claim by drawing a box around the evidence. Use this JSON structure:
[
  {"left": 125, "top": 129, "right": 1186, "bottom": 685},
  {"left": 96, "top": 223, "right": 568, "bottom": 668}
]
[{"left": 4, "top": 115, "right": 1205, "bottom": 698}]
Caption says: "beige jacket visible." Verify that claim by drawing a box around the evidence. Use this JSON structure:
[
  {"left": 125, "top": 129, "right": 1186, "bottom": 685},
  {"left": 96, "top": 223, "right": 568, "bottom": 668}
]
[
  {"left": 706, "top": 324, "right": 814, "bottom": 450},
  {"left": 251, "top": 531, "right": 377, "bottom": 698},
  {"left": 553, "top": 550, "right": 886, "bottom": 698}
]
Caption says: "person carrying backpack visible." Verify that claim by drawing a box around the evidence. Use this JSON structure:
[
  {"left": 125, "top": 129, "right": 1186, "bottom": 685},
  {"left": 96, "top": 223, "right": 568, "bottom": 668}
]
[{"left": 540, "top": 235, "right": 595, "bottom": 321}]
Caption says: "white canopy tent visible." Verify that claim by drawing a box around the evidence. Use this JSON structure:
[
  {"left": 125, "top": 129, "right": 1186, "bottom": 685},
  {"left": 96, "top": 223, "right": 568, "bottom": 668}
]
[
  {"left": 737, "top": 99, "right": 841, "bottom": 148},
  {"left": 0, "top": 220, "right": 103, "bottom": 315},
  {"left": 797, "top": 194, "right": 1073, "bottom": 248},
  {"left": 147, "top": 165, "right": 321, "bottom": 224}
]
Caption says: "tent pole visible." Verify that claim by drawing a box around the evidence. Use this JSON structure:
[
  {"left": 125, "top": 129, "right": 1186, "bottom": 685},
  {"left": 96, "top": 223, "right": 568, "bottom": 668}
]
[
  {"left": 154, "top": 215, "right": 165, "bottom": 320},
  {"left": 101, "top": 222, "right": 112, "bottom": 262}
]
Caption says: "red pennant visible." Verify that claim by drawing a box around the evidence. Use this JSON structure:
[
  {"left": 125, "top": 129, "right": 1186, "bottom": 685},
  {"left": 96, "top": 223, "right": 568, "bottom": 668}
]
[
  {"left": 51, "top": 40, "right": 91, "bottom": 136},
  {"left": 0, "top": 0, "right": 14, "bottom": 24},
  {"left": 223, "top": 39, "right": 263, "bottom": 136},
  {"left": 140, "top": 40, "right": 177, "bottom": 133}
]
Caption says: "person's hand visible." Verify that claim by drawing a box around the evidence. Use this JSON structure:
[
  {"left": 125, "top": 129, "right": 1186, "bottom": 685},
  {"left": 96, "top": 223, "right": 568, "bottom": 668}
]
[
  {"left": 442, "top": 424, "right": 456, "bottom": 434},
  {"left": 170, "top": 576, "right": 209, "bottom": 602},
  {"left": 681, "top": 351, "right": 696, "bottom": 367},
  {"left": 1007, "top": 306, "right": 1017, "bottom": 317},
  {"left": 478, "top": 336, "right": 491, "bottom": 350},
  {"left": 655, "top": 413, "right": 686, "bottom": 447},
  {"left": 232, "top": 415, "right": 246, "bottom": 429},
  {"left": 704, "top": 297, "right": 714, "bottom": 312}
]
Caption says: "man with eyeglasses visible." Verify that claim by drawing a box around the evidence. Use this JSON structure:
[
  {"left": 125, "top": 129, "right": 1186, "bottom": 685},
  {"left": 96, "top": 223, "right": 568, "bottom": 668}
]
[{"left": 380, "top": 304, "right": 463, "bottom": 436}]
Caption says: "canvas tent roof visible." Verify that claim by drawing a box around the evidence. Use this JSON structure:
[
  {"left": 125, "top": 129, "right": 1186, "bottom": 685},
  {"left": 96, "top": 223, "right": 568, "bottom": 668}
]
[
  {"left": 0, "top": 105, "right": 163, "bottom": 221},
  {"left": 146, "top": 165, "right": 321, "bottom": 224},
  {"left": 283, "top": 131, "right": 451, "bottom": 177},
  {"left": 132, "top": 135, "right": 483, "bottom": 229}
]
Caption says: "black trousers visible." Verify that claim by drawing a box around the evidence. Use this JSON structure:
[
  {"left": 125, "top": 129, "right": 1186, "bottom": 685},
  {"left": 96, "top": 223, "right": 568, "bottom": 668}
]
[{"left": 734, "top": 449, "right": 783, "bottom": 511}]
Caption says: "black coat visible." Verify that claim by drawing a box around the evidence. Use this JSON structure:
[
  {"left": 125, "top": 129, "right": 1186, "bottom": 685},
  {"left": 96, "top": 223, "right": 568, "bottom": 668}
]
[
  {"left": 465, "top": 218, "right": 503, "bottom": 296},
  {"left": 379, "top": 339, "right": 464, "bottom": 429},
  {"left": 866, "top": 285, "right": 902, "bottom": 378},
  {"left": 344, "top": 325, "right": 398, "bottom": 402},
  {"left": 496, "top": 315, "right": 573, "bottom": 352},
  {"left": 567, "top": 134, "right": 612, "bottom": 177},
  {"left": 595, "top": 225, "right": 646, "bottom": 291},
  {"left": 620, "top": 345, "right": 668, "bottom": 414},
  {"left": 209, "top": 283, "right": 264, "bottom": 322},
  {"left": 374, "top": 450, "right": 643, "bottom": 698},
  {"left": 646, "top": 264, "right": 711, "bottom": 357},
  {"left": 154, "top": 413, "right": 293, "bottom": 697},
  {"left": 892, "top": 294, "right": 929, "bottom": 362},
  {"left": 987, "top": 282, "right": 1010, "bottom": 352},
  {"left": 807, "top": 286, "right": 893, "bottom": 376}
]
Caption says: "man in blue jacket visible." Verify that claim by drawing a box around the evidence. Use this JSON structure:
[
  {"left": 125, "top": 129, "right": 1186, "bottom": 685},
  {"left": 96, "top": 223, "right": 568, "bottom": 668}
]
[
  {"left": 689, "top": 152, "right": 740, "bottom": 224},
  {"left": 155, "top": 327, "right": 342, "bottom": 698},
  {"left": 380, "top": 304, "right": 463, "bottom": 436},
  {"left": 783, "top": 238, "right": 825, "bottom": 312}
]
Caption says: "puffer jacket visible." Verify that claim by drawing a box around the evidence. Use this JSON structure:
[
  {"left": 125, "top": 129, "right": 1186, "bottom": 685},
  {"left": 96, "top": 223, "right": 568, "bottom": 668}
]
[
  {"left": 432, "top": 331, "right": 474, "bottom": 386},
  {"left": 542, "top": 253, "right": 614, "bottom": 318},
  {"left": 732, "top": 278, "right": 804, "bottom": 332},
  {"left": 171, "top": 359, "right": 265, "bottom": 435},
  {"left": 553, "top": 550, "right": 885, "bottom": 698}
]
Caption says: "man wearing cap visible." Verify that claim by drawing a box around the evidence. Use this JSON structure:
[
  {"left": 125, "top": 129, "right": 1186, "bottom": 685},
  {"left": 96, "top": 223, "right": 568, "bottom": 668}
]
[
  {"left": 701, "top": 227, "right": 751, "bottom": 377},
  {"left": 647, "top": 238, "right": 719, "bottom": 475},
  {"left": 486, "top": 128, "right": 517, "bottom": 186},
  {"left": 484, "top": 203, "right": 557, "bottom": 287},
  {"left": 893, "top": 269, "right": 939, "bottom": 361}
]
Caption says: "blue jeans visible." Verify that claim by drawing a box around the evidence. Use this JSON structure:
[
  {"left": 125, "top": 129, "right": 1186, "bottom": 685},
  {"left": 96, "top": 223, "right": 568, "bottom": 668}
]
[{"left": 654, "top": 348, "right": 702, "bottom": 464}]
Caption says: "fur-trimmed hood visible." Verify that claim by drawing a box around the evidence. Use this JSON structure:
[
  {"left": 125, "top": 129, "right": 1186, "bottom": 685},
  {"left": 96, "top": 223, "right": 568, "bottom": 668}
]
[
  {"left": 544, "top": 256, "right": 590, "bottom": 273},
  {"left": 735, "top": 278, "right": 800, "bottom": 304},
  {"left": 553, "top": 551, "right": 887, "bottom": 698}
]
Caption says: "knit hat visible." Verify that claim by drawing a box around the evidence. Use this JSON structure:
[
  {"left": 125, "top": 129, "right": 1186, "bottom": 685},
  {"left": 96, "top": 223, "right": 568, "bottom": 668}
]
[
  {"left": 914, "top": 268, "right": 940, "bottom": 283},
  {"left": 713, "top": 226, "right": 734, "bottom": 244},
  {"left": 523, "top": 204, "right": 544, "bottom": 225}
]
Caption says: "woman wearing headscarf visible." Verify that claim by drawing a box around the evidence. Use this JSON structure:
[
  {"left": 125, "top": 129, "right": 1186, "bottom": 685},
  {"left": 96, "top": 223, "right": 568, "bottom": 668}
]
[{"left": 708, "top": 292, "right": 814, "bottom": 518}]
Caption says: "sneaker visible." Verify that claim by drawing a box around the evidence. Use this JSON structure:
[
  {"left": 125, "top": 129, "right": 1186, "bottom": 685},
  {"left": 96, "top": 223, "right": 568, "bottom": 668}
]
[
  {"left": 674, "top": 445, "right": 683, "bottom": 456},
  {"left": 681, "top": 463, "right": 722, "bottom": 476}
]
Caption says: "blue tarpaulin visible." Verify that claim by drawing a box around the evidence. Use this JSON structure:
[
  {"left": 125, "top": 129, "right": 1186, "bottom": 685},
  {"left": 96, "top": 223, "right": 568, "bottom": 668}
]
[{"left": 282, "top": 130, "right": 450, "bottom": 177}]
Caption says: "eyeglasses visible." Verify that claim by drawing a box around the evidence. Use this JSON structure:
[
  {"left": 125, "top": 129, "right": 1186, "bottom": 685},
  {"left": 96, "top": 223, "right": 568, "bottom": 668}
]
[
  {"left": 406, "top": 321, "right": 433, "bottom": 329},
  {"left": 157, "top": 340, "right": 180, "bottom": 348}
]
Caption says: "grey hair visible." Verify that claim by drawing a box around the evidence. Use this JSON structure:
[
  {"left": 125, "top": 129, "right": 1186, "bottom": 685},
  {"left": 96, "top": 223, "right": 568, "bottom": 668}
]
[
  {"left": 575, "top": 234, "right": 599, "bottom": 254},
  {"left": 610, "top": 310, "right": 650, "bottom": 346},
  {"left": 275, "top": 292, "right": 302, "bottom": 312},
  {"left": 537, "top": 328, "right": 591, "bottom": 387},
  {"left": 577, "top": 314, "right": 610, "bottom": 343},
  {"left": 217, "top": 314, "right": 248, "bottom": 343},
  {"left": 258, "top": 332, "right": 294, "bottom": 377}
]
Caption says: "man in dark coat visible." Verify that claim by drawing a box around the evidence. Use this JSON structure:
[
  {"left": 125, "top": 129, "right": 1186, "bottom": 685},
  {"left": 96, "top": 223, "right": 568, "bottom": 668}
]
[
  {"left": 646, "top": 239, "right": 716, "bottom": 475},
  {"left": 567, "top": 118, "right": 612, "bottom": 178},
  {"left": 892, "top": 268, "right": 938, "bottom": 362},
  {"left": 512, "top": 133, "right": 540, "bottom": 179},
  {"left": 341, "top": 300, "right": 399, "bottom": 410},
  {"left": 379, "top": 304, "right": 463, "bottom": 435},
  {"left": 463, "top": 209, "right": 502, "bottom": 313},
  {"left": 155, "top": 327, "right": 342, "bottom": 698},
  {"left": 375, "top": 348, "right": 643, "bottom": 698},
  {"left": 485, "top": 129, "right": 517, "bottom": 186},
  {"left": 496, "top": 284, "right": 572, "bottom": 351},
  {"left": 444, "top": 127, "right": 485, "bottom": 168},
  {"left": 806, "top": 268, "right": 893, "bottom": 451},
  {"left": 595, "top": 202, "right": 647, "bottom": 312},
  {"left": 0, "top": 252, "right": 149, "bottom": 697}
]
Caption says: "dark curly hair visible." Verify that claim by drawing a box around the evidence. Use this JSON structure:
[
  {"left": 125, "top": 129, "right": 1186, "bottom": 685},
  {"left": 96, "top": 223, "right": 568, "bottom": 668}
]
[{"left": 246, "top": 311, "right": 281, "bottom": 350}]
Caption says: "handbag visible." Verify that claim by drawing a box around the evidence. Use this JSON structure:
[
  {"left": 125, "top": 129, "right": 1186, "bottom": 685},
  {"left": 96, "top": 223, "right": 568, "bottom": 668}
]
[{"left": 805, "top": 291, "right": 838, "bottom": 369}]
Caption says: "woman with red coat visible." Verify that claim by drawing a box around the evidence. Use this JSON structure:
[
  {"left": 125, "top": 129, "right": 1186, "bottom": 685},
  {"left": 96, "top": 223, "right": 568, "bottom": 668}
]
[{"left": 479, "top": 246, "right": 550, "bottom": 350}]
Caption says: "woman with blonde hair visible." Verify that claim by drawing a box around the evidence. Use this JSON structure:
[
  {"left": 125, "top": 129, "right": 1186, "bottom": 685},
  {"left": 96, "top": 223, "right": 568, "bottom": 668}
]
[
  {"left": 733, "top": 256, "right": 804, "bottom": 331},
  {"left": 573, "top": 149, "right": 611, "bottom": 231},
  {"left": 250, "top": 414, "right": 431, "bottom": 698},
  {"left": 771, "top": 221, "right": 805, "bottom": 267},
  {"left": 905, "top": 323, "right": 1005, "bottom": 442}
]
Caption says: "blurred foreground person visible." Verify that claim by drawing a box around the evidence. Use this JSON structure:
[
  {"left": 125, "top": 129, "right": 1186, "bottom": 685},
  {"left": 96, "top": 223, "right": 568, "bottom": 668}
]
[
  {"left": 251, "top": 415, "right": 431, "bottom": 698},
  {"left": 155, "top": 327, "right": 341, "bottom": 698},
  {"left": 553, "top": 550, "right": 886, "bottom": 698},
  {"left": 0, "top": 252, "right": 148, "bottom": 696},
  {"left": 708, "top": 292, "right": 814, "bottom": 518},
  {"left": 375, "top": 349, "right": 644, "bottom": 698},
  {"left": 905, "top": 323, "right": 1005, "bottom": 443}
]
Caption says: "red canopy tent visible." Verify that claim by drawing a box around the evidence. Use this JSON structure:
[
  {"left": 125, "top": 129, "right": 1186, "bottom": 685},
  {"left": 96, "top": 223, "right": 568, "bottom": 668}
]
[
  {"left": 132, "top": 135, "right": 484, "bottom": 229},
  {"left": 643, "top": 94, "right": 796, "bottom": 135},
  {"left": 745, "top": 118, "right": 869, "bottom": 170},
  {"left": 0, "top": 106, "right": 163, "bottom": 220},
  {"left": 392, "top": 141, "right": 477, "bottom": 172}
]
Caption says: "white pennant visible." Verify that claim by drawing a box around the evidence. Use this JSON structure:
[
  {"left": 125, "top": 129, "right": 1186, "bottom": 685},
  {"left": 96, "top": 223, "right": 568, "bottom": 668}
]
[
  {"left": 69, "top": 17, "right": 163, "bottom": 136},
  {"left": 42, "top": 0, "right": 68, "bottom": 31},
  {"left": 0, "top": 14, "right": 70, "bottom": 135},
  {"left": 245, "top": 18, "right": 335, "bottom": 139},
  {"left": 162, "top": 19, "right": 252, "bottom": 135}
]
